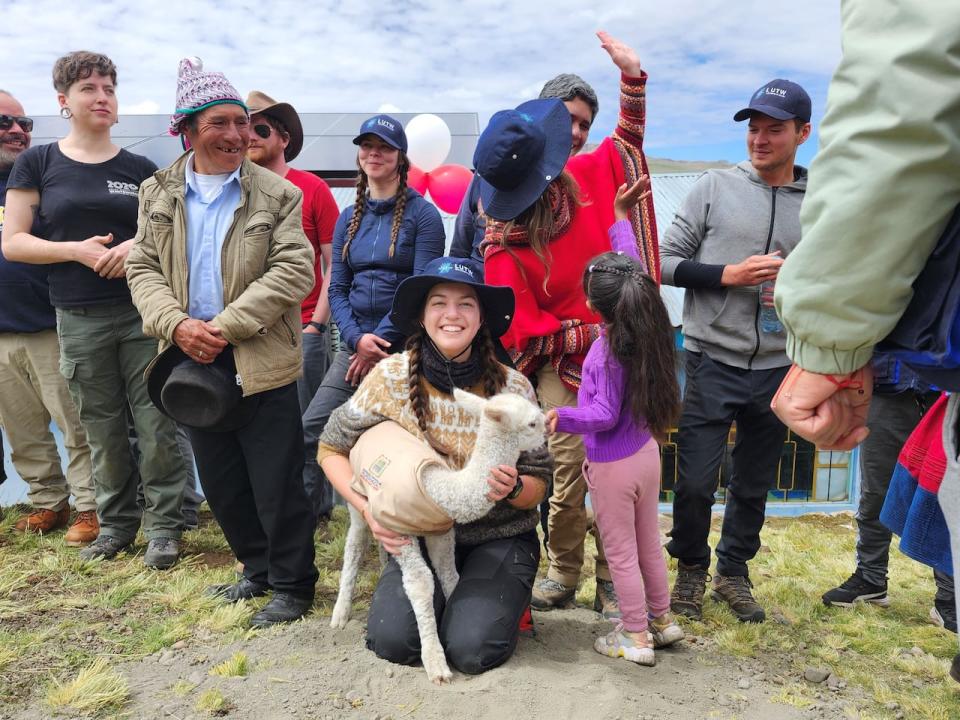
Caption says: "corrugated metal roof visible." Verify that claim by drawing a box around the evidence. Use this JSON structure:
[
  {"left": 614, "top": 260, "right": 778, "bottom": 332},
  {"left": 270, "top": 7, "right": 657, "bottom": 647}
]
[
  {"left": 26, "top": 111, "right": 480, "bottom": 173},
  {"left": 651, "top": 173, "right": 701, "bottom": 325}
]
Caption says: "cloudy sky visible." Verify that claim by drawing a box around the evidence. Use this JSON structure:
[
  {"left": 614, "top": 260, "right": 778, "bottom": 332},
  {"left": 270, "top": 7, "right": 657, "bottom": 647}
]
[{"left": 3, "top": 0, "right": 841, "bottom": 165}]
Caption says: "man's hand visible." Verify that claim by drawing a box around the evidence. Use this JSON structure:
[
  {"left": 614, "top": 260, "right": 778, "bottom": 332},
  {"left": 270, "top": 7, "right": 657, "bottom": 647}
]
[
  {"left": 356, "top": 333, "right": 391, "bottom": 363},
  {"left": 344, "top": 353, "right": 377, "bottom": 386},
  {"left": 173, "top": 318, "right": 228, "bottom": 364},
  {"left": 73, "top": 233, "right": 113, "bottom": 270},
  {"left": 93, "top": 238, "right": 134, "bottom": 279},
  {"left": 771, "top": 364, "right": 873, "bottom": 450},
  {"left": 614, "top": 176, "right": 651, "bottom": 221},
  {"left": 721, "top": 252, "right": 784, "bottom": 287},
  {"left": 597, "top": 30, "right": 642, "bottom": 77},
  {"left": 485, "top": 464, "right": 519, "bottom": 503},
  {"left": 361, "top": 504, "right": 411, "bottom": 556}
]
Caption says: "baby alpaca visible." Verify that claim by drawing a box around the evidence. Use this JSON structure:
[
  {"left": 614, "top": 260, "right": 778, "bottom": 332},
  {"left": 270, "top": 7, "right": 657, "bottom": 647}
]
[{"left": 330, "top": 388, "right": 546, "bottom": 684}]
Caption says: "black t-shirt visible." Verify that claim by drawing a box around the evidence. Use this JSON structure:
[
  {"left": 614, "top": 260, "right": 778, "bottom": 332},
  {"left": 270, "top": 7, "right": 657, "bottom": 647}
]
[
  {"left": 0, "top": 171, "right": 56, "bottom": 332},
  {"left": 7, "top": 142, "right": 157, "bottom": 308}
]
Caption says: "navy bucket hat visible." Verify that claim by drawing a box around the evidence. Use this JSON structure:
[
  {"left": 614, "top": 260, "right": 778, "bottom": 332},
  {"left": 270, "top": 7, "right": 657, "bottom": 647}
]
[
  {"left": 733, "top": 79, "right": 812, "bottom": 124},
  {"left": 391, "top": 257, "right": 515, "bottom": 338},
  {"left": 473, "top": 98, "right": 571, "bottom": 221},
  {"left": 353, "top": 113, "right": 408, "bottom": 153}
]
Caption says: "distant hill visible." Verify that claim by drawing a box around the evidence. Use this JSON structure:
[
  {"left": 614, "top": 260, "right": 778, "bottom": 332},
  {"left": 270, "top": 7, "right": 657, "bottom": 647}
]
[
  {"left": 577, "top": 146, "right": 732, "bottom": 174},
  {"left": 646, "top": 157, "right": 733, "bottom": 174}
]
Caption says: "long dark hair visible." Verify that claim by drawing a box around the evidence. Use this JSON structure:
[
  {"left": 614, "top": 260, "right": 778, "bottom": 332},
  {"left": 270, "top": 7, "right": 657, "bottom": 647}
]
[
  {"left": 405, "top": 322, "right": 507, "bottom": 450},
  {"left": 583, "top": 252, "right": 680, "bottom": 438}
]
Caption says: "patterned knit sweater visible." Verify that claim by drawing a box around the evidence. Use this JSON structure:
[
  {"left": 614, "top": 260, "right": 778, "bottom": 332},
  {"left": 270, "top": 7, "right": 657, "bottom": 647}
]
[
  {"left": 317, "top": 352, "right": 553, "bottom": 546},
  {"left": 484, "top": 72, "right": 659, "bottom": 393}
]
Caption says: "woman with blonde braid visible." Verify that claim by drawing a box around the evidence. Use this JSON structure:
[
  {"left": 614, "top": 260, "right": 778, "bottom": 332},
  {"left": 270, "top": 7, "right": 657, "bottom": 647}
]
[{"left": 302, "top": 115, "right": 445, "bottom": 521}]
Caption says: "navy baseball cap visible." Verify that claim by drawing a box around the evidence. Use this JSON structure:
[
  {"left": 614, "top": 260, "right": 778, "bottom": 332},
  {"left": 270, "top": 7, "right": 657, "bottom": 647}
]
[
  {"left": 473, "top": 98, "right": 571, "bottom": 221},
  {"left": 734, "top": 79, "right": 812, "bottom": 123},
  {"left": 353, "top": 114, "right": 408, "bottom": 153}
]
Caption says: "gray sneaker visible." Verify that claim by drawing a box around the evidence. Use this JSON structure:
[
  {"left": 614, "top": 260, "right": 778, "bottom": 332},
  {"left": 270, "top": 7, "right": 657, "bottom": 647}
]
[
  {"left": 78, "top": 535, "right": 133, "bottom": 562},
  {"left": 144, "top": 538, "right": 180, "bottom": 570}
]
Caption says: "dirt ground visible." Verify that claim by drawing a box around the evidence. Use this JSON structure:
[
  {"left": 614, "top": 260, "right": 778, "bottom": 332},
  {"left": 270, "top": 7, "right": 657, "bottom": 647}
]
[{"left": 11, "top": 607, "right": 861, "bottom": 720}]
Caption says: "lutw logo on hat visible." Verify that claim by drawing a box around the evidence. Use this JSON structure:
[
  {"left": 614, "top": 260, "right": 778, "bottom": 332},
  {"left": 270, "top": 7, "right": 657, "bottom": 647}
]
[
  {"left": 352, "top": 113, "right": 408, "bottom": 154},
  {"left": 733, "top": 79, "right": 812, "bottom": 124}
]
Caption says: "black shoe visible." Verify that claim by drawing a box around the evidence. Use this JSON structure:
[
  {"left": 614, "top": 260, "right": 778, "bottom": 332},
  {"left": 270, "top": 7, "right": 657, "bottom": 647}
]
[
  {"left": 78, "top": 535, "right": 133, "bottom": 562},
  {"left": 144, "top": 538, "right": 181, "bottom": 570},
  {"left": 206, "top": 577, "right": 270, "bottom": 603},
  {"left": 822, "top": 571, "right": 889, "bottom": 608},
  {"left": 951, "top": 654, "right": 960, "bottom": 684},
  {"left": 182, "top": 511, "right": 199, "bottom": 531},
  {"left": 250, "top": 592, "right": 313, "bottom": 628}
]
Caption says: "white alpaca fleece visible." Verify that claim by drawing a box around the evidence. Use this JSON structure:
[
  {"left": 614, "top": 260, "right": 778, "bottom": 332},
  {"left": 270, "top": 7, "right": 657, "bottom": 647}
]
[{"left": 331, "top": 388, "right": 547, "bottom": 684}]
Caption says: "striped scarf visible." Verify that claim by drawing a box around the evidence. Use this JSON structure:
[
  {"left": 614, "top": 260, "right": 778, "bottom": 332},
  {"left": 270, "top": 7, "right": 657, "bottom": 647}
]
[{"left": 479, "top": 181, "right": 575, "bottom": 257}]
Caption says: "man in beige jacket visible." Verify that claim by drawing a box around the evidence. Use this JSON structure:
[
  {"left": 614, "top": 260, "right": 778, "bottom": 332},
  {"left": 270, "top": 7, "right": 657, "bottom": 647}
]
[{"left": 126, "top": 58, "right": 318, "bottom": 628}]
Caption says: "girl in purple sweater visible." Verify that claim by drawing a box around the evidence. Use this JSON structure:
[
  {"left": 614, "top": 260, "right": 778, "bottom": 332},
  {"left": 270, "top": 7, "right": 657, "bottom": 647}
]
[{"left": 546, "top": 183, "right": 683, "bottom": 665}]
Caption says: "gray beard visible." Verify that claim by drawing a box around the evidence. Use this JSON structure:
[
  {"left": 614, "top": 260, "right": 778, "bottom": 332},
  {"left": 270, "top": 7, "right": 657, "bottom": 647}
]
[{"left": 0, "top": 148, "right": 17, "bottom": 172}]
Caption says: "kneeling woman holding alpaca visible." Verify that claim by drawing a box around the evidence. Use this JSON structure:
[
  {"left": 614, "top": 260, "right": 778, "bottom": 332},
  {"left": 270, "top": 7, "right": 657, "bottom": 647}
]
[{"left": 319, "top": 257, "right": 551, "bottom": 675}]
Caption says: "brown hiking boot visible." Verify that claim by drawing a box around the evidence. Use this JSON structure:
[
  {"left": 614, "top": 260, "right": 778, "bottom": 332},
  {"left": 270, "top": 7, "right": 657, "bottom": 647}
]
[
  {"left": 593, "top": 579, "right": 621, "bottom": 619},
  {"left": 712, "top": 574, "right": 766, "bottom": 623},
  {"left": 14, "top": 507, "right": 70, "bottom": 534},
  {"left": 670, "top": 562, "right": 710, "bottom": 620},
  {"left": 65, "top": 511, "right": 100, "bottom": 547},
  {"left": 531, "top": 578, "right": 576, "bottom": 610}
]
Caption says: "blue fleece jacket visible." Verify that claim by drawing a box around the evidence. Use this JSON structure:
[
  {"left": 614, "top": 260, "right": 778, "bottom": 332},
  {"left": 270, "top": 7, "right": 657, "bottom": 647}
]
[
  {"left": 0, "top": 174, "right": 55, "bottom": 333},
  {"left": 329, "top": 187, "right": 445, "bottom": 352}
]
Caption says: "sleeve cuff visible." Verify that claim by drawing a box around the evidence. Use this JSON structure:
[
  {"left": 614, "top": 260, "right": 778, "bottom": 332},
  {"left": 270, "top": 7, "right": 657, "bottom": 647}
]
[{"left": 784, "top": 334, "right": 875, "bottom": 375}]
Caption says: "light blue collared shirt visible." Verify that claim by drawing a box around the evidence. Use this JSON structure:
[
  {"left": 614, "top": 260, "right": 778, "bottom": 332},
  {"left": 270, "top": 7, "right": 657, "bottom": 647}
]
[{"left": 184, "top": 155, "right": 243, "bottom": 321}]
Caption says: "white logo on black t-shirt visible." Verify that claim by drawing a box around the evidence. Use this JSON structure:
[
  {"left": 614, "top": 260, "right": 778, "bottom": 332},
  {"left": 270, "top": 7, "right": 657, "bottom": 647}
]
[{"left": 106, "top": 180, "right": 139, "bottom": 197}]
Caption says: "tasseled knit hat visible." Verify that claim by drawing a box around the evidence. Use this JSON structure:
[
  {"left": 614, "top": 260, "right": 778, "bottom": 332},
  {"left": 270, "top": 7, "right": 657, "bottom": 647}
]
[{"left": 169, "top": 57, "right": 246, "bottom": 136}]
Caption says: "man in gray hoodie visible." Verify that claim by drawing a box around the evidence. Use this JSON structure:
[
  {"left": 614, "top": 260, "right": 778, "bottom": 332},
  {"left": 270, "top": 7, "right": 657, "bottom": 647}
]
[{"left": 660, "top": 79, "right": 811, "bottom": 623}]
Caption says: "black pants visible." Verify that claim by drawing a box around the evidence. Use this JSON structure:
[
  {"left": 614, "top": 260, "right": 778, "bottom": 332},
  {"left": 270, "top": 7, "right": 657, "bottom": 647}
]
[
  {"left": 666, "top": 352, "right": 788, "bottom": 577},
  {"left": 366, "top": 531, "right": 539, "bottom": 675},
  {"left": 187, "top": 382, "right": 318, "bottom": 597}
]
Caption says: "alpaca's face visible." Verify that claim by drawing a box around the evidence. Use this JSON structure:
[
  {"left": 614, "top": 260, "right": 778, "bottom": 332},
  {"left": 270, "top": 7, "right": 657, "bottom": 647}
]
[{"left": 484, "top": 393, "right": 547, "bottom": 452}]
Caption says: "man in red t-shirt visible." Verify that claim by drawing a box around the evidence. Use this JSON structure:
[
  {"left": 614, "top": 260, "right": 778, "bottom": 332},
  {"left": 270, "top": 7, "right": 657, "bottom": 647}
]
[{"left": 245, "top": 91, "right": 339, "bottom": 421}]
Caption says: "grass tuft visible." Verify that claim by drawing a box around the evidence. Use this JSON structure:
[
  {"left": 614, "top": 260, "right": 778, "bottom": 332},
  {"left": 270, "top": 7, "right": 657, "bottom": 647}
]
[
  {"left": 45, "top": 656, "right": 129, "bottom": 715},
  {"left": 196, "top": 688, "right": 231, "bottom": 716},
  {"left": 209, "top": 651, "right": 250, "bottom": 677}
]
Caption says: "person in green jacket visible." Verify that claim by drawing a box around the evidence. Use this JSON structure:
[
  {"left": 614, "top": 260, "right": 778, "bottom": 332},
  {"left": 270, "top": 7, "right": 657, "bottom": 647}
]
[{"left": 770, "top": 0, "right": 960, "bottom": 683}]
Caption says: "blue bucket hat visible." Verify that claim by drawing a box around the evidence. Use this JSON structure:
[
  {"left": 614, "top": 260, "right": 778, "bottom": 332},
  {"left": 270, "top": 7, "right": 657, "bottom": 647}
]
[
  {"left": 473, "top": 98, "right": 571, "bottom": 221},
  {"left": 733, "top": 79, "right": 812, "bottom": 124},
  {"left": 390, "top": 257, "right": 515, "bottom": 338},
  {"left": 353, "top": 114, "right": 408, "bottom": 153}
]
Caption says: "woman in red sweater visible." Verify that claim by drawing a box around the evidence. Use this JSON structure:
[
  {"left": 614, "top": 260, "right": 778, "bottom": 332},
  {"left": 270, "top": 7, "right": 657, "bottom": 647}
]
[{"left": 476, "top": 31, "right": 658, "bottom": 613}]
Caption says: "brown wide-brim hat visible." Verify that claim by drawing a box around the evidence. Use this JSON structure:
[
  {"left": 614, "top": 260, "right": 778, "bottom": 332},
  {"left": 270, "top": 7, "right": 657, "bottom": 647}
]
[{"left": 246, "top": 90, "right": 304, "bottom": 163}]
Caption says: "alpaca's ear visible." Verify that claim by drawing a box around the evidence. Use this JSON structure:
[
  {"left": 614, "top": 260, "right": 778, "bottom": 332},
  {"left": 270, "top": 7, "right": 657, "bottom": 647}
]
[
  {"left": 483, "top": 406, "right": 505, "bottom": 424},
  {"left": 454, "top": 388, "right": 486, "bottom": 416}
]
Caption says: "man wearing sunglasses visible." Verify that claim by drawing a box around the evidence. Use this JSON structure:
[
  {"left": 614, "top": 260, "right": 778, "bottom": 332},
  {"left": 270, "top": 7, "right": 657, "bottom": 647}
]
[
  {"left": 245, "top": 91, "right": 341, "bottom": 523},
  {"left": 0, "top": 90, "right": 97, "bottom": 543}
]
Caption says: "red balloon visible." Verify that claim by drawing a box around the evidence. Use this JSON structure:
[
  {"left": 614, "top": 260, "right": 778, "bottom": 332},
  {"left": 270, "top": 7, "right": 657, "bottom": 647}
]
[
  {"left": 426, "top": 164, "right": 474, "bottom": 214},
  {"left": 407, "top": 164, "right": 429, "bottom": 196}
]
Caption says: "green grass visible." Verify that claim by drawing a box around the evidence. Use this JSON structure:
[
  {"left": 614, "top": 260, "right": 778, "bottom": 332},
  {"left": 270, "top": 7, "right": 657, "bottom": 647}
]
[{"left": 2, "top": 505, "right": 958, "bottom": 718}]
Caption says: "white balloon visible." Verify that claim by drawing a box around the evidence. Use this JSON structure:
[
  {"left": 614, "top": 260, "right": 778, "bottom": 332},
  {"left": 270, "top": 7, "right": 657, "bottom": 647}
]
[{"left": 405, "top": 114, "right": 452, "bottom": 172}]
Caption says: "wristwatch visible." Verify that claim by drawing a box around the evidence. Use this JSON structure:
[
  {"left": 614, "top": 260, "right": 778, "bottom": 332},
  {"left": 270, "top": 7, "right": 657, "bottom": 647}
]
[
  {"left": 505, "top": 476, "right": 524, "bottom": 501},
  {"left": 306, "top": 321, "right": 326, "bottom": 333}
]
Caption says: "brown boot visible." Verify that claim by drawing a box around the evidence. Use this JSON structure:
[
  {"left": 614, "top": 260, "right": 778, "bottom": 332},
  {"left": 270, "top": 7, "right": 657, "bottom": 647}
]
[
  {"left": 14, "top": 507, "right": 70, "bottom": 534},
  {"left": 531, "top": 578, "right": 576, "bottom": 610},
  {"left": 670, "top": 562, "right": 710, "bottom": 620},
  {"left": 65, "top": 511, "right": 100, "bottom": 547},
  {"left": 711, "top": 574, "right": 766, "bottom": 623}
]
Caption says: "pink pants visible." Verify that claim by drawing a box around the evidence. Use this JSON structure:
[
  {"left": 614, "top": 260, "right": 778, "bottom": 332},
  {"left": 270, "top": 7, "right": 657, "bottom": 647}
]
[{"left": 584, "top": 440, "right": 670, "bottom": 633}]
